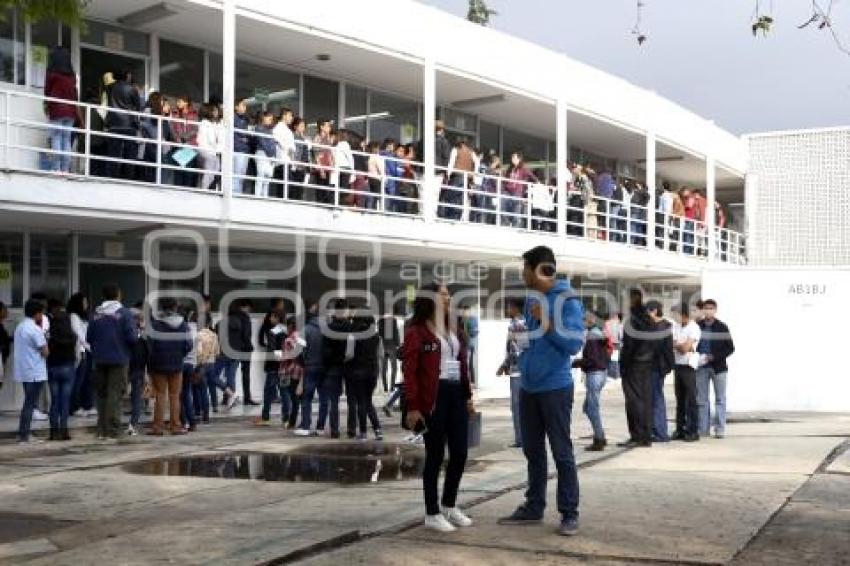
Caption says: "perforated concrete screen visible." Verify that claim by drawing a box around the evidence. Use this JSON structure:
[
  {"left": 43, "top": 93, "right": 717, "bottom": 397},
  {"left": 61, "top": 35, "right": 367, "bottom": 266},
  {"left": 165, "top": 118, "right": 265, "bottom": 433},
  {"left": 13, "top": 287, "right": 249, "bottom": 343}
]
[{"left": 748, "top": 129, "right": 850, "bottom": 266}]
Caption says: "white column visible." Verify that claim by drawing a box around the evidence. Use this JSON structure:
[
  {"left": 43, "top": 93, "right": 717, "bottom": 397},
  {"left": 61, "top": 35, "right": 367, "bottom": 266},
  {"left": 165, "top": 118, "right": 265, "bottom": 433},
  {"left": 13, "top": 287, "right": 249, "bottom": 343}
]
[
  {"left": 555, "top": 95, "right": 568, "bottom": 237},
  {"left": 645, "top": 131, "right": 656, "bottom": 249},
  {"left": 706, "top": 155, "right": 716, "bottom": 261},
  {"left": 744, "top": 173, "right": 758, "bottom": 264},
  {"left": 422, "top": 57, "right": 437, "bottom": 223},
  {"left": 149, "top": 34, "right": 160, "bottom": 93},
  {"left": 221, "top": 0, "right": 236, "bottom": 216}
]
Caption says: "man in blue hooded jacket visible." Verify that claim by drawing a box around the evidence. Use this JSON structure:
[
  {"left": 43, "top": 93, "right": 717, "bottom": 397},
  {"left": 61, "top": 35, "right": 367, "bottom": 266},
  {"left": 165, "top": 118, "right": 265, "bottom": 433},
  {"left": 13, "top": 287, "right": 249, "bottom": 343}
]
[{"left": 498, "top": 246, "right": 584, "bottom": 537}]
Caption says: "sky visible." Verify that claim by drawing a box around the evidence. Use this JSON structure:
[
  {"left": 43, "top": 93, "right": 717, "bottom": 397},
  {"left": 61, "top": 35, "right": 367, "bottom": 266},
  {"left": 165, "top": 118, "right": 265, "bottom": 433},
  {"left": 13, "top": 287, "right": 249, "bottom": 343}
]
[{"left": 422, "top": 0, "right": 850, "bottom": 134}]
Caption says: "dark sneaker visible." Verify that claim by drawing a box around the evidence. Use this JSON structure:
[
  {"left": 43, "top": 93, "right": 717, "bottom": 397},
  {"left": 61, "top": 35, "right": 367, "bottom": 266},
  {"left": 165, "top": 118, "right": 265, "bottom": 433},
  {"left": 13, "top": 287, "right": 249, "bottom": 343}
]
[
  {"left": 585, "top": 438, "right": 606, "bottom": 452},
  {"left": 382, "top": 406, "right": 393, "bottom": 418},
  {"left": 497, "top": 505, "right": 543, "bottom": 525},
  {"left": 558, "top": 517, "right": 579, "bottom": 536},
  {"left": 671, "top": 430, "right": 686, "bottom": 441},
  {"left": 616, "top": 439, "right": 638, "bottom": 448},
  {"left": 684, "top": 434, "right": 700, "bottom": 442}
]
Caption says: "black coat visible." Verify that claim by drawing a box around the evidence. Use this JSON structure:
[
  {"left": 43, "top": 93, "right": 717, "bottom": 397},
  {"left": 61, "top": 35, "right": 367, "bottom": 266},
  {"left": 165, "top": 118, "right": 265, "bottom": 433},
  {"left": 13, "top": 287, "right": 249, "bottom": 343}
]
[
  {"left": 0, "top": 321, "right": 10, "bottom": 364},
  {"left": 653, "top": 319, "right": 675, "bottom": 377},
  {"left": 349, "top": 317, "right": 379, "bottom": 376},
  {"left": 620, "top": 305, "right": 656, "bottom": 375},
  {"left": 698, "top": 319, "right": 735, "bottom": 373},
  {"left": 106, "top": 80, "right": 141, "bottom": 131},
  {"left": 322, "top": 317, "right": 350, "bottom": 370}
]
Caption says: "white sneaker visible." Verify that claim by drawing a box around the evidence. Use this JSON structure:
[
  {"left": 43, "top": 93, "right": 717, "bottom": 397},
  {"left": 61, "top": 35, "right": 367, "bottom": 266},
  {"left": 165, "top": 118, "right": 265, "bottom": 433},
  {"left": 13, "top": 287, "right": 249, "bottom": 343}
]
[
  {"left": 444, "top": 507, "right": 473, "bottom": 528},
  {"left": 226, "top": 394, "right": 240, "bottom": 411},
  {"left": 424, "top": 513, "right": 456, "bottom": 533},
  {"left": 32, "top": 409, "right": 48, "bottom": 421},
  {"left": 127, "top": 425, "right": 138, "bottom": 437},
  {"left": 85, "top": 409, "right": 97, "bottom": 418},
  {"left": 294, "top": 428, "right": 310, "bottom": 437},
  {"left": 18, "top": 437, "right": 44, "bottom": 445}
]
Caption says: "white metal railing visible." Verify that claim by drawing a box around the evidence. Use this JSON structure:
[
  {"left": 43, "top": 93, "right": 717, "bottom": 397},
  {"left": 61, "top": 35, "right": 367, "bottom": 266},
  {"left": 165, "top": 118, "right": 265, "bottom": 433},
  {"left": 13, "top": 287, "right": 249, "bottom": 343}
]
[{"left": 0, "top": 88, "right": 746, "bottom": 264}]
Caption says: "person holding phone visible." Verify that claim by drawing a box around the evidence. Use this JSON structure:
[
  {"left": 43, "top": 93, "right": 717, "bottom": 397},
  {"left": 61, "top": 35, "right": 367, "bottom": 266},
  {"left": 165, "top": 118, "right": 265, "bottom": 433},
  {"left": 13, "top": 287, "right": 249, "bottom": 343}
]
[{"left": 403, "top": 281, "right": 475, "bottom": 533}]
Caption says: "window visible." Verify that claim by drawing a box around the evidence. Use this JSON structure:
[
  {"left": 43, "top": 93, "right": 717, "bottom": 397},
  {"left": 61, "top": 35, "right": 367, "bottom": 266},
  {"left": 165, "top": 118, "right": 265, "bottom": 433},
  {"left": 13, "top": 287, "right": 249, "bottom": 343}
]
[
  {"left": 369, "top": 92, "right": 419, "bottom": 145},
  {"left": 342, "top": 254, "right": 369, "bottom": 302},
  {"left": 301, "top": 251, "right": 341, "bottom": 311},
  {"left": 30, "top": 21, "right": 70, "bottom": 88},
  {"left": 159, "top": 40, "right": 205, "bottom": 103},
  {"left": 370, "top": 259, "right": 418, "bottom": 317},
  {"left": 29, "top": 234, "right": 70, "bottom": 303},
  {"left": 78, "top": 235, "right": 144, "bottom": 261},
  {"left": 303, "top": 75, "right": 339, "bottom": 136},
  {"left": 0, "top": 9, "right": 25, "bottom": 85},
  {"left": 343, "top": 84, "right": 367, "bottom": 137},
  {"left": 502, "top": 128, "right": 547, "bottom": 168},
  {"left": 209, "top": 248, "right": 298, "bottom": 313},
  {"left": 154, "top": 241, "right": 204, "bottom": 310},
  {"left": 208, "top": 51, "right": 222, "bottom": 103},
  {"left": 0, "top": 232, "right": 24, "bottom": 307},
  {"left": 235, "top": 60, "right": 299, "bottom": 118},
  {"left": 480, "top": 120, "right": 500, "bottom": 157},
  {"left": 82, "top": 20, "right": 150, "bottom": 55}
]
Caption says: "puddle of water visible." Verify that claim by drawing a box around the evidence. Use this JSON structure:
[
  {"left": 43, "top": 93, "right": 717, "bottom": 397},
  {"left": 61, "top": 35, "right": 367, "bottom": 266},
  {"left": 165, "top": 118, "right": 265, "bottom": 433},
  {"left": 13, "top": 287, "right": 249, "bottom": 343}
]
[{"left": 121, "top": 442, "right": 484, "bottom": 485}]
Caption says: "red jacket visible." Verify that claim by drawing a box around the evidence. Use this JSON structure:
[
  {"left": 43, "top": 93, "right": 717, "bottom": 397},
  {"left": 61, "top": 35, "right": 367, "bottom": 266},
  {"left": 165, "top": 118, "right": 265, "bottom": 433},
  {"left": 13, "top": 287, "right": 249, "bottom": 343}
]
[
  {"left": 402, "top": 322, "right": 472, "bottom": 414},
  {"left": 45, "top": 71, "right": 79, "bottom": 120}
]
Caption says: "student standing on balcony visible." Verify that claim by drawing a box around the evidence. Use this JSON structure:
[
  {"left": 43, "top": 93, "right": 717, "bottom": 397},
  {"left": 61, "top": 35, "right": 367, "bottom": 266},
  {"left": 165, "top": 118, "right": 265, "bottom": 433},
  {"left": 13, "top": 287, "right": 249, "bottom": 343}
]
[
  {"left": 288, "top": 117, "right": 309, "bottom": 201},
  {"left": 366, "top": 141, "right": 384, "bottom": 211},
  {"left": 503, "top": 151, "right": 537, "bottom": 228},
  {"left": 442, "top": 138, "right": 477, "bottom": 220},
  {"left": 681, "top": 188, "right": 697, "bottom": 255},
  {"left": 334, "top": 130, "right": 355, "bottom": 204},
  {"left": 196, "top": 103, "right": 225, "bottom": 191},
  {"left": 253, "top": 111, "right": 277, "bottom": 198},
  {"left": 232, "top": 99, "right": 251, "bottom": 194},
  {"left": 171, "top": 96, "right": 199, "bottom": 188},
  {"left": 381, "top": 139, "right": 402, "bottom": 213},
  {"left": 140, "top": 92, "right": 175, "bottom": 185},
  {"left": 312, "top": 119, "right": 335, "bottom": 204},
  {"left": 105, "top": 70, "right": 141, "bottom": 181},
  {"left": 272, "top": 107, "right": 295, "bottom": 198},
  {"left": 44, "top": 47, "right": 79, "bottom": 174}
]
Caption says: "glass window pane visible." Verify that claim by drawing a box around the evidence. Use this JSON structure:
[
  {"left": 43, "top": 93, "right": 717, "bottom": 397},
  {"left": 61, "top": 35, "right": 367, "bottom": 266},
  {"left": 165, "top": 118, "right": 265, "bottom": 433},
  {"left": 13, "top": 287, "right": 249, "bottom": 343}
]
[
  {"left": 159, "top": 39, "right": 205, "bottom": 104},
  {"left": 78, "top": 235, "right": 144, "bottom": 261},
  {"left": 502, "top": 128, "right": 547, "bottom": 166},
  {"left": 0, "top": 231, "right": 24, "bottom": 307},
  {"left": 304, "top": 75, "right": 338, "bottom": 137},
  {"left": 370, "top": 259, "right": 418, "bottom": 317},
  {"left": 209, "top": 248, "right": 298, "bottom": 314},
  {"left": 0, "top": 9, "right": 25, "bottom": 85},
  {"left": 82, "top": 20, "right": 150, "bottom": 55},
  {"left": 479, "top": 265, "right": 502, "bottom": 320},
  {"left": 301, "top": 251, "right": 341, "bottom": 311},
  {"left": 30, "top": 20, "right": 61, "bottom": 88},
  {"left": 208, "top": 51, "right": 222, "bottom": 103},
  {"left": 29, "top": 234, "right": 70, "bottom": 303},
  {"left": 344, "top": 84, "right": 367, "bottom": 137},
  {"left": 369, "top": 92, "right": 419, "bottom": 145},
  {"left": 441, "top": 107, "right": 477, "bottom": 136},
  {"left": 480, "top": 120, "right": 500, "bottom": 157},
  {"left": 235, "top": 60, "right": 299, "bottom": 118},
  {"left": 154, "top": 241, "right": 204, "bottom": 310}
]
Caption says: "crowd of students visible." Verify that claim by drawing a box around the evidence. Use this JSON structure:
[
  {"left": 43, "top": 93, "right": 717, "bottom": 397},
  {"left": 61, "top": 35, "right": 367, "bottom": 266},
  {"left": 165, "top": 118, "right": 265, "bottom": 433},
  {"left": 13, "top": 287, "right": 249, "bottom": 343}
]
[{"left": 40, "top": 47, "right": 734, "bottom": 258}]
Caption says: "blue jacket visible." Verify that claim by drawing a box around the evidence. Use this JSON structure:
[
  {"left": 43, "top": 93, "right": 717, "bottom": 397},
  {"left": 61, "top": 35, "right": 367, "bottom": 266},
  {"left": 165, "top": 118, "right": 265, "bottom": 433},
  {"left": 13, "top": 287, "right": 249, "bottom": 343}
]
[
  {"left": 234, "top": 113, "right": 250, "bottom": 153},
  {"left": 254, "top": 124, "right": 276, "bottom": 157},
  {"left": 302, "top": 315, "right": 324, "bottom": 369},
  {"left": 382, "top": 151, "right": 401, "bottom": 191},
  {"left": 519, "top": 280, "right": 584, "bottom": 393},
  {"left": 147, "top": 313, "right": 192, "bottom": 374},
  {"left": 87, "top": 301, "right": 138, "bottom": 366}
]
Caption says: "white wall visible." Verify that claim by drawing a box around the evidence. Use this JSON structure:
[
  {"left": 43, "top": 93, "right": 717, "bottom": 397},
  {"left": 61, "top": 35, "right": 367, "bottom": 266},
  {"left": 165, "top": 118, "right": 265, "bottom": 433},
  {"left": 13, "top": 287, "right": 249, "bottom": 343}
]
[{"left": 702, "top": 268, "right": 850, "bottom": 412}]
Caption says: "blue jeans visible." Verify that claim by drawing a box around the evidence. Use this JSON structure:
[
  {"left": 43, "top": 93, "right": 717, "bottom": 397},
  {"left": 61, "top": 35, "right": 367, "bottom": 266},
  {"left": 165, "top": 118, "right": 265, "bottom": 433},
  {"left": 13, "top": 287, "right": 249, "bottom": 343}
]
[
  {"left": 299, "top": 366, "right": 324, "bottom": 430},
  {"left": 509, "top": 375, "right": 523, "bottom": 446},
  {"left": 697, "top": 367, "right": 727, "bottom": 436},
  {"left": 19, "top": 381, "right": 46, "bottom": 441},
  {"left": 181, "top": 364, "right": 196, "bottom": 427},
  {"left": 220, "top": 357, "right": 240, "bottom": 393},
  {"left": 71, "top": 353, "right": 93, "bottom": 413},
  {"left": 129, "top": 368, "right": 145, "bottom": 427},
  {"left": 206, "top": 359, "right": 228, "bottom": 409},
  {"left": 651, "top": 368, "right": 670, "bottom": 441},
  {"left": 262, "top": 370, "right": 292, "bottom": 422},
  {"left": 49, "top": 117, "right": 74, "bottom": 172},
  {"left": 317, "top": 366, "right": 342, "bottom": 435},
  {"left": 582, "top": 371, "right": 607, "bottom": 441},
  {"left": 48, "top": 363, "right": 75, "bottom": 431},
  {"left": 520, "top": 386, "right": 580, "bottom": 520}
]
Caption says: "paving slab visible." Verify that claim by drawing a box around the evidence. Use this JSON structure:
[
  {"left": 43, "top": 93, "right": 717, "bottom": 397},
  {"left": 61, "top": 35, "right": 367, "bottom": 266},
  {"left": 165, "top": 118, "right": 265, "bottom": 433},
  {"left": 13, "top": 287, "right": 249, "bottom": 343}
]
[
  {"left": 401, "top": 468, "right": 803, "bottom": 564},
  {"left": 732, "top": 474, "right": 850, "bottom": 566},
  {"left": 826, "top": 445, "right": 850, "bottom": 475}
]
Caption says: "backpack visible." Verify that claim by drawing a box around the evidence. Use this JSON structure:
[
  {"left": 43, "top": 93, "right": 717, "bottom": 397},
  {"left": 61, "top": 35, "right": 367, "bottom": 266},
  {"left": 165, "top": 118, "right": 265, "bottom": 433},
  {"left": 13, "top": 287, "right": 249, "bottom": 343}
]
[{"left": 49, "top": 313, "right": 78, "bottom": 361}]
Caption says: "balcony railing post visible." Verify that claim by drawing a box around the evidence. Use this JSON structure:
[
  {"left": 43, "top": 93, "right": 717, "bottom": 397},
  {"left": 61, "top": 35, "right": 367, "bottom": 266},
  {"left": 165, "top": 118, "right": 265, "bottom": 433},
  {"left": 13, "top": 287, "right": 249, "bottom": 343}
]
[
  {"left": 155, "top": 116, "right": 162, "bottom": 186},
  {"left": 626, "top": 201, "right": 632, "bottom": 244},
  {"left": 83, "top": 104, "right": 91, "bottom": 177},
  {"left": 663, "top": 212, "right": 670, "bottom": 251},
  {"left": 3, "top": 91, "right": 9, "bottom": 170}
]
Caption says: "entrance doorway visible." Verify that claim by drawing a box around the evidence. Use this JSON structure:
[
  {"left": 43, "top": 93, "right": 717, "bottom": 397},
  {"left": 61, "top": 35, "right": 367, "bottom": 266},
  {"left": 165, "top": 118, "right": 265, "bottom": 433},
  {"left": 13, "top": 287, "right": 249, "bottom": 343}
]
[
  {"left": 79, "top": 263, "right": 147, "bottom": 309},
  {"left": 80, "top": 47, "right": 147, "bottom": 99}
]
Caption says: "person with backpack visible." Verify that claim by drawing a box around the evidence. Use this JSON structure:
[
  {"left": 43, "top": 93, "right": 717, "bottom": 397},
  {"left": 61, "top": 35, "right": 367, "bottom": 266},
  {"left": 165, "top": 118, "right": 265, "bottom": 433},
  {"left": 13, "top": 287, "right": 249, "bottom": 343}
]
[
  {"left": 146, "top": 298, "right": 191, "bottom": 436},
  {"left": 87, "top": 284, "right": 138, "bottom": 440},
  {"left": 47, "top": 304, "right": 78, "bottom": 441},
  {"left": 573, "top": 310, "right": 610, "bottom": 452},
  {"left": 498, "top": 246, "right": 584, "bottom": 537}
]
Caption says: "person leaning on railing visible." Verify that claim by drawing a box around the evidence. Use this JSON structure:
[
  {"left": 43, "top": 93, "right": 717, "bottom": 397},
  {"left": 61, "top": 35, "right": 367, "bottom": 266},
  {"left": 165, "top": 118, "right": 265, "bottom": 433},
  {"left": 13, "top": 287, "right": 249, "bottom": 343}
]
[
  {"left": 140, "top": 92, "right": 175, "bottom": 185},
  {"left": 503, "top": 151, "right": 537, "bottom": 228},
  {"left": 43, "top": 47, "right": 80, "bottom": 174},
  {"left": 104, "top": 70, "right": 142, "bottom": 182},
  {"left": 170, "top": 96, "right": 199, "bottom": 188},
  {"left": 196, "top": 103, "right": 225, "bottom": 191}
]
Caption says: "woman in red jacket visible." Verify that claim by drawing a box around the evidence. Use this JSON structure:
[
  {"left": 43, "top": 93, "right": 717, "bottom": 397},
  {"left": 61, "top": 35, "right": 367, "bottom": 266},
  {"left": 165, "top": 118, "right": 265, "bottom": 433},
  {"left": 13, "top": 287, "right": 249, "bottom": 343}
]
[
  {"left": 44, "top": 47, "right": 79, "bottom": 174},
  {"left": 403, "top": 281, "right": 475, "bottom": 533}
]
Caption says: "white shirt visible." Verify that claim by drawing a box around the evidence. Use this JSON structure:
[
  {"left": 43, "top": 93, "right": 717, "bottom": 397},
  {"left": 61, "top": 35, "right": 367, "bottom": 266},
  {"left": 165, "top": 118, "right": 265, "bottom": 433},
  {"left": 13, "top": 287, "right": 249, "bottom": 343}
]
[
  {"left": 273, "top": 122, "right": 295, "bottom": 162},
  {"left": 673, "top": 321, "right": 701, "bottom": 368},
  {"left": 438, "top": 331, "right": 460, "bottom": 380},
  {"left": 335, "top": 140, "right": 354, "bottom": 170},
  {"left": 196, "top": 120, "right": 224, "bottom": 152}
]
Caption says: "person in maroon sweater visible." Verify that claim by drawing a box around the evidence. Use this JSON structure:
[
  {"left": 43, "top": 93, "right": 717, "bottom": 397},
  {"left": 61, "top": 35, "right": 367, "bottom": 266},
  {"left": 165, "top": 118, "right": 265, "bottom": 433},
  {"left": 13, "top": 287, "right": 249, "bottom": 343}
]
[
  {"left": 44, "top": 47, "right": 79, "bottom": 173},
  {"left": 403, "top": 281, "right": 475, "bottom": 532}
]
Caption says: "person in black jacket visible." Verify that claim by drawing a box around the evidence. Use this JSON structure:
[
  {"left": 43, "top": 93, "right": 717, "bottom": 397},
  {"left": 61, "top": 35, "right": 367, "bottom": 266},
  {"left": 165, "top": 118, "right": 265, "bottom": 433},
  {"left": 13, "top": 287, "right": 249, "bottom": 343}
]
[
  {"left": 127, "top": 304, "right": 148, "bottom": 436},
  {"left": 257, "top": 310, "right": 287, "bottom": 425},
  {"left": 647, "top": 301, "right": 675, "bottom": 443},
  {"left": 318, "top": 299, "right": 349, "bottom": 439},
  {"left": 347, "top": 314, "right": 383, "bottom": 441},
  {"left": 237, "top": 300, "right": 257, "bottom": 405},
  {"left": 696, "top": 299, "right": 735, "bottom": 439},
  {"left": 618, "top": 289, "right": 655, "bottom": 447},
  {"left": 573, "top": 310, "right": 610, "bottom": 451},
  {"left": 378, "top": 310, "right": 401, "bottom": 393},
  {"left": 105, "top": 69, "right": 141, "bottom": 180},
  {"left": 0, "top": 301, "right": 10, "bottom": 387},
  {"left": 218, "top": 300, "right": 255, "bottom": 406},
  {"left": 47, "top": 308, "right": 78, "bottom": 441}
]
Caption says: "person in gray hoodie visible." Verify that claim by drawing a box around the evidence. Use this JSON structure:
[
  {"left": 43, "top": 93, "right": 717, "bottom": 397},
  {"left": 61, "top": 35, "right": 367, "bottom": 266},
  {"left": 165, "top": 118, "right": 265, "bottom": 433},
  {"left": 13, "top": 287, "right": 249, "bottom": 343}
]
[
  {"left": 295, "top": 300, "right": 325, "bottom": 436},
  {"left": 146, "top": 298, "right": 191, "bottom": 435}
]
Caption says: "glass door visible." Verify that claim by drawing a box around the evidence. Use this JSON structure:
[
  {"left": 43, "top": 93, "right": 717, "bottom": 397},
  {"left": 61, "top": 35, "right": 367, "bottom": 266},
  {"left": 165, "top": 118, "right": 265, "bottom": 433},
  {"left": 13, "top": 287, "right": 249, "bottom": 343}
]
[{"left": 80, "top": 46, "right": 148, "bottom": 100}]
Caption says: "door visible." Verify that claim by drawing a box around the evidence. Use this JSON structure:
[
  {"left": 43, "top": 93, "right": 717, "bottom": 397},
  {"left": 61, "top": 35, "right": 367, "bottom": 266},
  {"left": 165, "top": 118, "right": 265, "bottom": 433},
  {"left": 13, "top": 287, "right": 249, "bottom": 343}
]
[
  {"left": 80, "top": 47, "right": 147, "bottom": 100},
  {"left": 79, "top": 263, "right": 147, "bottom": 310}
]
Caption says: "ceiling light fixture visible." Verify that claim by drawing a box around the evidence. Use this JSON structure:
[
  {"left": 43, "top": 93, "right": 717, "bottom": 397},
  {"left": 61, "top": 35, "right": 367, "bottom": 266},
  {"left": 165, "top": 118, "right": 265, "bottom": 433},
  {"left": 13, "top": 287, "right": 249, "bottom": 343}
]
[
  {"left": 450, "top": 94, "right": 506, "bottom": 109},
  {"left": 117, "top": 2, "right": 180, "bottom": 27},
  {"left": 316, "top": 54, "right": 331, "bottom": 62}
]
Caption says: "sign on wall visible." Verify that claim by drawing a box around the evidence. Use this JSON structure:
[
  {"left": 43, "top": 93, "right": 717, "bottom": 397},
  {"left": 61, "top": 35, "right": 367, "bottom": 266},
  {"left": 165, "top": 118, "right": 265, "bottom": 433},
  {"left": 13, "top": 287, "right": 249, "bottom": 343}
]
[{"left": 0, "top": 263, "right": 11, "bottom": 305}]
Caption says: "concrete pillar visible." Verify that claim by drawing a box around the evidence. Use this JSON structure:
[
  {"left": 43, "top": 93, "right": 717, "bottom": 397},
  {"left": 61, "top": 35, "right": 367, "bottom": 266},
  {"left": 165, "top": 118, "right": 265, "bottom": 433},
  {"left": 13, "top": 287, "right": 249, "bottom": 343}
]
[
  {"left": 422, "top": 57, "right": 437, "bottom": 223},
  {"left": 645, "top": 131, "right": 656, "bottom": 249},
  {"left": 556, "top": 96, "right": 568, "bottom": 237},
  {"left": 706, "top": 155, "right": 716, "bottom": 261},
  {"left": 221, "top": 0, "right": 236, "bottom": 216}
]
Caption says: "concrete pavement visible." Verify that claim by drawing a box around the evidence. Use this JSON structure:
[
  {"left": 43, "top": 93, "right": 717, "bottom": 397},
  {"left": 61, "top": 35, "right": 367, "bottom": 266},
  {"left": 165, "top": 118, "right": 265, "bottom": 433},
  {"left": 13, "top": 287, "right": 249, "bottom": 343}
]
[{"left": 0, "top": 383, "right": 846, "bottom": 565}]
